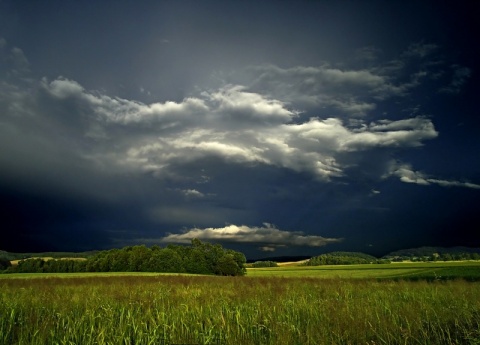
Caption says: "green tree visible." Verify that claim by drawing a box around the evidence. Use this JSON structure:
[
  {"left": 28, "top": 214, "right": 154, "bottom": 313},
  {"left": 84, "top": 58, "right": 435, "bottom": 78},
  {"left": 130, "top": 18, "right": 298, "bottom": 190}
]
[
  {"left": 251, "top": 260, "right": 278, "bottom": 268},
  {"left": 184, "top": 247, "right": 210, "bottom": 274},
  {"left": 16, "top": 258, "right": 45, "bottom": 273},
  {"left": 441, "top": 253, "right": 453, "bottom": 261},
  {"left": 128, "top": 245, "right": 151, "bottom": 272},
  {"left": 148, "top": 248, "right": 184, "bottom": 273},
  {"left": 227, "top": 249, "right": 247, "bottom": 275},
  {"left": 108, "top": 249, "right": 130, "bottom": 272},
  {"left": 214, "top": 254, "right": 243, "bottom": 276},
  {"left": 0, "top": 257, "right": 11, "bottom": 271}
]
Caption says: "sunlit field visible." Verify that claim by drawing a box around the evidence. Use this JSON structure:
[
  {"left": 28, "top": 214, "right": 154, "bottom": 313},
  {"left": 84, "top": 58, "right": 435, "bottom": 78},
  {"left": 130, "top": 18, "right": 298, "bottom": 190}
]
[
  {"left": 1, "top": 262, "right": 480, "bottom": 344},
  {"left": 246, "top": 261, "right": 480, "bottom": 280}
]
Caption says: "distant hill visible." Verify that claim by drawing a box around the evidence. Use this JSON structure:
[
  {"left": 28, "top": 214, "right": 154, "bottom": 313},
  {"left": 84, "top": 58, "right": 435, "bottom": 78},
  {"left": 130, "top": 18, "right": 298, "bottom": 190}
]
[
  {"left": 384, "top": 246, "right": 480, "bottom": 258},
  {"left": 305, "top": 251, "right": 388, "bottom": 266},
  {"left": 249, "top": 252, "right": 381, "bottom": 265},
  {"left": 251, "top": 247, "right": 480, "bottom": 265},
  {"left": 3, "top": 246, "right": 480, "bottom": 266},
  {"left": 320, "top": 251, "right": 378, "bottom": 260},
  {"left": 247, "top": 256, "right": 311, "bottom": 263}
]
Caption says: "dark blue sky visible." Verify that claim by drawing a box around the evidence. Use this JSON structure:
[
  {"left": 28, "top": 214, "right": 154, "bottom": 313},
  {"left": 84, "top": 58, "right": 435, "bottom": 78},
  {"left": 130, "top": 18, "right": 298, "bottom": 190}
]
[{"left": 1, "top": 0, "right": 479, "bottom": 258}]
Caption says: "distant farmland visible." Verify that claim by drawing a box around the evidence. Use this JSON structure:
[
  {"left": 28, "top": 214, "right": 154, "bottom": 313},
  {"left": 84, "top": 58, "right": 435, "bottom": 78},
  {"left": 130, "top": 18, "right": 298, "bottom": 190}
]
[
  {"left": 9, "top": 257, "right": 87, "bottom": 266},
  {"left": 246, "top": 260, "right": 480, "bottom": 280}
]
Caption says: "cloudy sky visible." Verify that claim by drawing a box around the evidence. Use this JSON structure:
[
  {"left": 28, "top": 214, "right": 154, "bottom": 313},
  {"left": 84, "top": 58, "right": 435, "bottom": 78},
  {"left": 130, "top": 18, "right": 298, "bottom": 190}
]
[{"left": 1, "top": 0, "right": 479, "bottom": 258}]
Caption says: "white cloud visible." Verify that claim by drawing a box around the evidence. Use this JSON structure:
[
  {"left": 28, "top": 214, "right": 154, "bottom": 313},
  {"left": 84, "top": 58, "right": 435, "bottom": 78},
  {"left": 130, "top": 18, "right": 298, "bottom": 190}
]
[
  {"left": 0, "top": 38, "right": 465, "bottom": 190},
  {"left": 181, "top": 189, "right": 205, "bottom": 198},
  {"left": 44, "top": 77, "right": 209, "bottom": 126},
  {"left": 160, "top": 223, "right": 343, "bottom": 247},
  {"left": 388, "top": 163, "right": 430, "bottom": 185},
  {"left": 242, "top": 43, "right": 456, "bottom": 119},
  {"left": 47, "top": 77, "right": 85, "bottom": 98},
  {"left": 342, "top": 117, "right": 438, "bottom": 150},
  {"left": 33, "top": 77, "right": 441, "bottom": 181},
  {"left": 205, "top": 85, "right": 296, "bottom": 124},
  {"left": 246, "top": 64, "right": 394, "bottom": 115},
  {"left": 245, "top": 63, "right": 417, "bottom": 116},
  {"left": 426, "top": 179, "right": 480, "bottom": 189},
  {"left": 289, "top": 116, "right": 437, "bottom": 152},
  {"left": 329, "top": 99, "right": 377, "bottom": 116},
  {"left": 259, "top": 246, "right": 277, "bottom": 252},
  {"left": 387, "top": 162, "right": 480, "bottom": 189}
]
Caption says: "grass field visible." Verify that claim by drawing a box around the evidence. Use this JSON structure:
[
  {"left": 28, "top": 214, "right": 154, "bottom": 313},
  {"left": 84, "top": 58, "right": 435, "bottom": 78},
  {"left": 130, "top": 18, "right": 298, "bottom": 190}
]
[
  {"left": 1, "top": 262, "right": 480, "bottom": 344},
  {"left": 246, "top": 261, "right": 480, "bottom": 280}
]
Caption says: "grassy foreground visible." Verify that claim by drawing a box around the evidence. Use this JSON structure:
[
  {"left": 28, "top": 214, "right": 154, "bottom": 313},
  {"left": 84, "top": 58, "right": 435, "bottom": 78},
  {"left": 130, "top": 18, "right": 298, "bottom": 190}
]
[{"left": 1, "top": 273, "right": 480, "bottom": 344}]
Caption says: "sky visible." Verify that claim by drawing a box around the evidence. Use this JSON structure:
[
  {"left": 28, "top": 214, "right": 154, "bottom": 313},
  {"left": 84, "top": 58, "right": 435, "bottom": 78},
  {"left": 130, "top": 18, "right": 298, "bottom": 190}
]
[{"left": 1, "top": 0, "right": 479, "bottom": 258}]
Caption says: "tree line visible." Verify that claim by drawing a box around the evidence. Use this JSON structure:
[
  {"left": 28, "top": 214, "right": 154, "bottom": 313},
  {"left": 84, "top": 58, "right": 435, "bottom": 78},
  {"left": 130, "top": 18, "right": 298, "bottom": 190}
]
[
  {"left": 248, "top": 260, "right": 278, "bottom": 268},
  {"left": 389, "top": 252, "right": 480, "bottom": 262},
  {"left": 0, "top": 257, "right": 11, "bottom": 271},
  {"left": 1, "top": 239, "right": 246, "bottom": 276},
  {"left": 384, "top": 246, "right": 480, "bottom": 262},
  {"left": 304, "top": 252, "right": 391, "bottom": 266}
]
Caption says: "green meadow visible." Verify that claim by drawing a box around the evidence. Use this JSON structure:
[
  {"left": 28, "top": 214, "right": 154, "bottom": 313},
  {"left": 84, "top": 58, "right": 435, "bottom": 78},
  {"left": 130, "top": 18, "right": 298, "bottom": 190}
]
[
  {"left": 1, "top": 262, "right": 480, "bottom": 344},
  {"left": 247, "top": 261, "right": 480, "bottom": 280}
]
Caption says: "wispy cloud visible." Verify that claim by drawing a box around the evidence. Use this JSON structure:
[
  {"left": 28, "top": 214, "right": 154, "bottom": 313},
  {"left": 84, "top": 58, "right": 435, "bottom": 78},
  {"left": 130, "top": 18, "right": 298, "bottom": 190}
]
[
  {"left": 9, "top": 47, "right": 30, "bottom": 73},
  {"left": 242, "top": 43, "right": 448, "bottom": 118},
  {"left": 246, "top": 64, "right": 399, "bottom": 116},
  {"left": 387, "top": 162, "right": 480, "bottom": 189},
  {"left": 180, "top": 189, "right": 205, "bottom": 198},
  {"left": 0, "top": 38, "right": 30, "bottom": 76},
  {"left": 401, "top": 42, "right": 439, "bottom": 59},
  {"left": 439, "top": 65, "right": 472, "bottom": 94}
]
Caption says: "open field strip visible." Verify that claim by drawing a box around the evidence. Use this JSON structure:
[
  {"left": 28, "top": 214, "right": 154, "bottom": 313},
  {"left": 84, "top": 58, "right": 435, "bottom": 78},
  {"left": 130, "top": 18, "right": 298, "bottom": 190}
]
[
  {"left": 246, "top": 261, "right": 480, "bottom": 280},
  {"left": 1, "top": 272, "right": 200, "bottom": 279},
  {"left": 9, "top": 257, "right": 87, "bottom": 266}
]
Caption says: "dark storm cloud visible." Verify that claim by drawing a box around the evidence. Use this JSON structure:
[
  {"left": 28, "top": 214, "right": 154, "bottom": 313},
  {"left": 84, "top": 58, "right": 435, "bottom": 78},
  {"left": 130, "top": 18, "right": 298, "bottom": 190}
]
[
  {"left": 11, "top": 75, "right": 440, "bottom": 185},
  {"left": 243, "top": 42, "right": 465, "bottom": 120},
  {"left": 1, "top": 60, "right": 475, "bottom": 253},
  {"left": 1, "top": 1, "right": 479, "bottom": 255}
]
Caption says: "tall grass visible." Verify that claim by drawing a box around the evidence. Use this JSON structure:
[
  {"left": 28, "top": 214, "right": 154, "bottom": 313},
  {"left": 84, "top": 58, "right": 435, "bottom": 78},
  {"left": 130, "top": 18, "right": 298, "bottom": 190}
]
[{"left": 1, "top": 275, "right": 479, "bottom": 344}]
